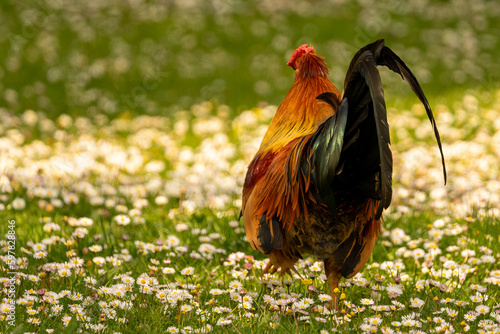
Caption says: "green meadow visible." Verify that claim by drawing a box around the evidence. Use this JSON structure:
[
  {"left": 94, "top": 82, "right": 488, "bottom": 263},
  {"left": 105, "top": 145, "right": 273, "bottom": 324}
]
[{"left": 0, "top": 1, "right": 499, "bottom": 333}]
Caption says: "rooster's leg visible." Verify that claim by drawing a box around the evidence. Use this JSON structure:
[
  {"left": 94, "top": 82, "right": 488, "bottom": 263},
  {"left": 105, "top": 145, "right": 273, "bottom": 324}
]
[
  {"left": 262, "top": 261, "right": 275, "bottom": 275},
  {"left": 324, "top": 258, "right": 342, "bottom": 311}
]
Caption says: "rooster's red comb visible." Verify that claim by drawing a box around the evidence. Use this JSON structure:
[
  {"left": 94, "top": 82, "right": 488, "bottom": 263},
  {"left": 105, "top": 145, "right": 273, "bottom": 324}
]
[{"left": 287, "top": 44, "right": 315, "bottom": 70}]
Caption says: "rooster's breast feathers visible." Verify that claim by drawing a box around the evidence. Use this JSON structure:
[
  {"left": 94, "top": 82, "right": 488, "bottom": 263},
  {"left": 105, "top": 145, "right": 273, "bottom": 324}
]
[{"left": 242, "top": 50, "right": 341, "bottom": 254}]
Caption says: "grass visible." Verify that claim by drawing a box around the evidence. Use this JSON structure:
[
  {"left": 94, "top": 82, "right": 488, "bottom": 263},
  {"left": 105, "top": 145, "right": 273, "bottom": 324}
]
[
  {"left": 1, "top": 94, "right": 499, "bottom": 332},
  {"left": 2, "top": 197, "right": 499, "bottom": 333},
  {"left": 1, "top": 0, "right": 500, "bottom": 333},
  {"left": 1, "top": 0, "right": 500, "bottom": 117}
]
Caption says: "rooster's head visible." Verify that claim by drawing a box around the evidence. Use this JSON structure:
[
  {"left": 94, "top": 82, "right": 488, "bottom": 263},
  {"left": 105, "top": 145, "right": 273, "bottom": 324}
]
[{"left": 287, "top": 44, "right": 328, "bottom": 80}]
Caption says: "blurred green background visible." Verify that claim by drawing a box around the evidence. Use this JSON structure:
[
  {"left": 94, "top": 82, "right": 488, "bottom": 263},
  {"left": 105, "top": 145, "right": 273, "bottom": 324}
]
[{"left": 1, "top": 0, "right": 499, "bottom": 119}]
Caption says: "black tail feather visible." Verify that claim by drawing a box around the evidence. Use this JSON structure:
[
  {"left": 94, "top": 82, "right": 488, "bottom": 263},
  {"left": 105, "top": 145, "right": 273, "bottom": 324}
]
[
  {"left": 342, "top": 46, "right": 392, "bottom": 219},
  {"left": 377, "top": 44, "right": 447, "bottom": 184}
]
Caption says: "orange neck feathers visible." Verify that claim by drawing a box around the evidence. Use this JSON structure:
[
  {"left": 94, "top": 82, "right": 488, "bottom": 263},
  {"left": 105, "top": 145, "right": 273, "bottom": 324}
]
[{"left": 258, "top": 50, "right": 340, "bottom": 154}]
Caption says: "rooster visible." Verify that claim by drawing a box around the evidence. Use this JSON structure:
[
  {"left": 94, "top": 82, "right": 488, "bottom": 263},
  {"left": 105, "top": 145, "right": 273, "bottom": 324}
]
[{"left": 241, "top": 39, "right": 446, "bottom": 310}]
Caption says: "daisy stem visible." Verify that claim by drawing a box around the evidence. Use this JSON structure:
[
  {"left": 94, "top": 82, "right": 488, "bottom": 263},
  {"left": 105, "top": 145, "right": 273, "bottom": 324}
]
[
  {"left": 292, "top": 309, "right": 299, "bottom": 332},
  {"left": 231, "top": 321, "right": 242, "bottom": 334}
]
